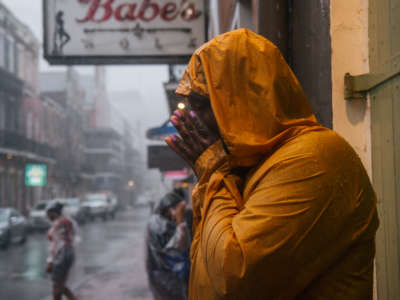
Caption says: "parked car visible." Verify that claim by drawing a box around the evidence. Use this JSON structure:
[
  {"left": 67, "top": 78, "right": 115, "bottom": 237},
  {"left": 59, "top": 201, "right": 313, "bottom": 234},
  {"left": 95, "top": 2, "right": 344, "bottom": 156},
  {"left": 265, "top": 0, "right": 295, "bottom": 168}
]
[
  {"left": 0, "top": 208, "right": 28, "bottom": 249},
  {"left": 82, "top": 193, "right": 109, "bottom": 221},
  {"left": 106, "top": 193, "right": 118, "bottom": 219},
  {"left": 62, "top": 197, "right": 88, "bottom": 224},
  {"left": 136, "top": 194, "right": 149, "bottom": 208},
  {"left": 28, "top": 201, "right": 51, "bottom": 231}
]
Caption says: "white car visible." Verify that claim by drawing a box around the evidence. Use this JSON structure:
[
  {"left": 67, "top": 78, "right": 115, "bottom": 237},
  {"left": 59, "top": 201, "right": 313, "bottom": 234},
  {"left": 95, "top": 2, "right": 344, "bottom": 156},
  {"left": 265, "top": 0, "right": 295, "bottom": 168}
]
[
  {"left": 83, "top": 193, "right": 109, "bottom": 221},
  {"left": 62, "top": 198, "right": 88, "bottom": 224},
  {"left": 106, "top": 194, "right": 118, "bottom": 219},
  {"left": 28, "top": 201, "right": 51, "bottom": 231}
]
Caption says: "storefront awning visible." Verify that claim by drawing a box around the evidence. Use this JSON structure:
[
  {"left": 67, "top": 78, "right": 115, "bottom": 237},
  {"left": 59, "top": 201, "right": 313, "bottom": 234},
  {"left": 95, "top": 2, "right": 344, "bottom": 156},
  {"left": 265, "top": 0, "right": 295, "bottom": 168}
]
[{"left": 146, "top": 120, "right": 177, "bottom": 141}]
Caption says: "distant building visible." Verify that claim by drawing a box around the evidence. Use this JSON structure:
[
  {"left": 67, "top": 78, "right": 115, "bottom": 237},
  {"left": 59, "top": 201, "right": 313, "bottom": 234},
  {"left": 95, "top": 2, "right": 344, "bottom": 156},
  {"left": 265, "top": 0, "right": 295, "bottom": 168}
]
[
  {"left": 82, "top": 67, "right": 131, "bottom": 202},
  {"left": 82, "top": 67, "right": 111, "bottom": 129},
  {"left": 0, "top": 2, "right": 54, "bottom": 213},
  {"left": 85, "top": 127, "right": 123, "bottom": 195},
  {"left": 40, "top": 68, "right": 89, "bottom": 199}
]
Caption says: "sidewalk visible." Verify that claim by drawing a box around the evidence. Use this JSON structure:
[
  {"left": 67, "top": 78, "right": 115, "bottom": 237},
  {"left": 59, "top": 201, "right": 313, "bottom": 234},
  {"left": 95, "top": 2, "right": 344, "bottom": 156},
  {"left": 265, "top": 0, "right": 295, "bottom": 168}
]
[
  {"left": 75, "top": 254, "right": 152, "bottom": 300},
  {"left": 74, "top": 223, "right": 152, "bottom": 300}
]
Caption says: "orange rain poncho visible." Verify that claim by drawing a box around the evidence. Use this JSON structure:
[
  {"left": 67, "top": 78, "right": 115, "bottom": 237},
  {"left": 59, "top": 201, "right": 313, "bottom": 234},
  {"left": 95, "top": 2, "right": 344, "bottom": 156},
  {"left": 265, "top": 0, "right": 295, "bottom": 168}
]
[{"left": 176, "top": 29, "right": 378, "bottom": 300}]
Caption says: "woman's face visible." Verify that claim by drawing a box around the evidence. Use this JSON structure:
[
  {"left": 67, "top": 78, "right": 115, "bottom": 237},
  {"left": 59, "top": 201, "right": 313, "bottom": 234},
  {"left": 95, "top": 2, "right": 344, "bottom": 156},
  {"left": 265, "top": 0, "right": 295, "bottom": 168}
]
[
  {"left": 47, "top": 211, "right": 58, "bottom": 221},
  {"left": 186, "top": 95, "right": 220, "bottom": 138}
]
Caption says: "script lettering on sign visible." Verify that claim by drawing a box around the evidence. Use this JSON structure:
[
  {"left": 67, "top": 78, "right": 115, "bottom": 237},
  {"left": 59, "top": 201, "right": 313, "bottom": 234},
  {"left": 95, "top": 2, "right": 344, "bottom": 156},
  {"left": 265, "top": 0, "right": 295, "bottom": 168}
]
[
  {"left": 77, "top": 0, "right": 201, "bottom": 23},
  {"left": 43, "top": 0, "right": 206, "bottom": 65}
]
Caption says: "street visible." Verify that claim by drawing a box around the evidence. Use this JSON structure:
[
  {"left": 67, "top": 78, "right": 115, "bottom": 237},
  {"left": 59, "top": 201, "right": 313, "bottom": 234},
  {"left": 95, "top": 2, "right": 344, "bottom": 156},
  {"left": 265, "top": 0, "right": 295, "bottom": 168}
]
[{"left": 0, "top": 206, "right": 152, "bottom": 300}]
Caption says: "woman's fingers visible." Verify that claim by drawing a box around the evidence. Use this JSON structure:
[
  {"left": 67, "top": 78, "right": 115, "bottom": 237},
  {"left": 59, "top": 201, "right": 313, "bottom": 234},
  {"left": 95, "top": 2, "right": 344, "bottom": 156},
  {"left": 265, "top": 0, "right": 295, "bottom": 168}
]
[
  {"left": 175, "top": 109, "right": 214, "bottom": 146},
  {"left": 171, "top": 115, "right": 193, "bottom": 145},
  {"left": 171, "top": 112, "right": 204, "bottom": 155},
  {"left": 167, "top": 109, "right": 219, "bottom": 166},
  {"left": 189, "top": 110, "right": 217, "bottom": 146}
]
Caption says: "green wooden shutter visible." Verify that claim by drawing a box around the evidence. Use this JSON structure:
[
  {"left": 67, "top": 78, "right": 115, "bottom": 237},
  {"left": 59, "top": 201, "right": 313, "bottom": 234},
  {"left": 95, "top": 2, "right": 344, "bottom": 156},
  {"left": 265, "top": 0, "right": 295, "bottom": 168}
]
[{"left": 369, "top": 0, "right": 400, "bottom": 298}]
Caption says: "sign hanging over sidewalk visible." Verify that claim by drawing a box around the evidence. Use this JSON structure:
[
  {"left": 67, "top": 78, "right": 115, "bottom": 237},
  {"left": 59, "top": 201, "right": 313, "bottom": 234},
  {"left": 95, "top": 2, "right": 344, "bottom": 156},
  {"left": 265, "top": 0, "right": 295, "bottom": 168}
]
[
  {"left": 25, "top": 164, "right": 47, "bottom": 187},
  {"left": 43, "top": 0, "right": 206, "bottom": 65}
]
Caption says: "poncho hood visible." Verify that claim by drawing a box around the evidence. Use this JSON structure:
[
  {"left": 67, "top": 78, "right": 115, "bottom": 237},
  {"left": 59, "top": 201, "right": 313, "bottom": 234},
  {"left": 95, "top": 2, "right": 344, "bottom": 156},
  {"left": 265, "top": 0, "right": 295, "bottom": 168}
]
[{"left": 176, "top": 28, "right": 320, "bottom": 166}]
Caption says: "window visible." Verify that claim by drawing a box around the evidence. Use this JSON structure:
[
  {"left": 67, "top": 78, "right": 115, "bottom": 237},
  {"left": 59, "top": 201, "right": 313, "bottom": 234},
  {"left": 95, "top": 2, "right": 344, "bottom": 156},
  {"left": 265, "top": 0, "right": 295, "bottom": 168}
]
[
  {"left": 18, "top": 44, "right": 24, "bottom": 80},
  {"left": 0, "top": 32, "right": 5, "bottom": 68},
  {"left": 0, "top": 171, "right": 4, "bottom": 207},
  {"left": 26, "top": 112, "right": 33, "bottom": 139},
  {"left": 14, "top": 42, "right": 19, "bottom": 77},
  {"left": 5, "top": 97, "right": 17, "bottom": 131},
  {"left": 6, "top": 173, "right": 15, "bottom": 207},
  {"left": 31, "top": 56, "right": 38, "bottom": 90},
  {"left": 24, "top": 50, "right": 31, "bottom": 83},
  {"left": 0, "top": 100, "right": 5, "bottom": 130},
  {"left": 4, "top": 36, "right": 15, "bottom": 73},
  {"left": 10, "top": 209, "right": 19, "bottom": 218},
  {"left": 17, "top": 171, "right": 23, "bottom": 212},
  {"left": 34, "top": 117, "right": 40, "bottom": 142},
  {"left": 4, "top": 36, "right": 10, "bottom": 71}
]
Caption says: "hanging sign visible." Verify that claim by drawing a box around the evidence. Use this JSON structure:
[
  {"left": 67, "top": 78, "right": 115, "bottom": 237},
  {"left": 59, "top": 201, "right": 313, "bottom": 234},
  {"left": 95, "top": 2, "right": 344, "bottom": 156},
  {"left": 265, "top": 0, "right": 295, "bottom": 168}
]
[
  {"left": 43, "top": 0, "right": 207, "bottom": 65},
  {"left": 148, "top": 145, "right": 187, "bottom": 171},
  {"left": 25, "top": 164, "right": 47, "bottom": 187}
]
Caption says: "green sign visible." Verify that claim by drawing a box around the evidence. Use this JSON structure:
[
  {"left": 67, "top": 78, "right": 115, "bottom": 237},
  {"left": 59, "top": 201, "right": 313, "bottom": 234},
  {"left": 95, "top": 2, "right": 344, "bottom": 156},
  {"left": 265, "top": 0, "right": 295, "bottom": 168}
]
[{"left": 25, "top": 164, "right": 47, "bottom": 187}]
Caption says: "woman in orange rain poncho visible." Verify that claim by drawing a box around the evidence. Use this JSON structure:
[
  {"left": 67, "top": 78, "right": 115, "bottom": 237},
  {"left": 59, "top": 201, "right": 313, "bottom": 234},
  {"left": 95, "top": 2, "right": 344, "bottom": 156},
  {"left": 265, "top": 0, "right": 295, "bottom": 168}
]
[{"left": 165, "top": 29, "right": 378, "bottom": 300}]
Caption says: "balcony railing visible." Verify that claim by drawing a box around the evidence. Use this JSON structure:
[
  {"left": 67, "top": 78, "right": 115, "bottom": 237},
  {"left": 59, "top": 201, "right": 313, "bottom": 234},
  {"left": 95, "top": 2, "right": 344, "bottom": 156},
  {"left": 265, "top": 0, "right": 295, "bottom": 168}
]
[{"left": 0, "top": 130, "right": 56, "bottom": 159}]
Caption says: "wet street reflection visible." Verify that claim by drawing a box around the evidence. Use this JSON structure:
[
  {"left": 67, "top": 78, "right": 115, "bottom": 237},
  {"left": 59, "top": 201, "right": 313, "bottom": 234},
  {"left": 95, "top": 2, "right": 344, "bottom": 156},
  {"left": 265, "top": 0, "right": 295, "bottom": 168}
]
[{"left": 0, "top": 206, "right": 152, "bottom": 300}]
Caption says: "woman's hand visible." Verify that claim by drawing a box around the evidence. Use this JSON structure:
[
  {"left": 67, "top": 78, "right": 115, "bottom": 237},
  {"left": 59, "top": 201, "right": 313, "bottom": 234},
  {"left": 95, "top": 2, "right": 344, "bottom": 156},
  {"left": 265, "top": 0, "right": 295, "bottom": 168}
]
[{"left": 165, "top": 110, "right": 218, "bottom": 170}]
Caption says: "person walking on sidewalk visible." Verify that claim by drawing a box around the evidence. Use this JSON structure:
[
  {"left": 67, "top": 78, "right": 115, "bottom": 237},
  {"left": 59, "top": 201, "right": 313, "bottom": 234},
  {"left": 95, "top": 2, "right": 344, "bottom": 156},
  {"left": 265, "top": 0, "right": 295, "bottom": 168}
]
[
  {"left": 165, "top": 28, "right": 378, "bottom": 299},
  {"left": 46, "top": 202, "right": 77, "bottom": 300},
  {"left": 146, "top": 192, "right": 191, "bottom": 300}
]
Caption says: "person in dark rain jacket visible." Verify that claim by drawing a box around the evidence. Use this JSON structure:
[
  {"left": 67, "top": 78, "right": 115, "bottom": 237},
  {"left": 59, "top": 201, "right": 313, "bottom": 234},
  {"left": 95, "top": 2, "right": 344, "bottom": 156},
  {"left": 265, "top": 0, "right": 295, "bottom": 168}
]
[{"left": 146, "top": 192, "right": 191, "bottom": 300}]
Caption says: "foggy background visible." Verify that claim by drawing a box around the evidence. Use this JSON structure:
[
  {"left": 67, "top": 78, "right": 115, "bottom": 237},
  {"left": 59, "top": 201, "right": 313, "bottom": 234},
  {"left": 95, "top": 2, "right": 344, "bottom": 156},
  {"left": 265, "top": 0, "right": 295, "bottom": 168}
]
[
  {"left": 1, "top": 0, "right": 173, "bottom": 198},
  {"left": 2, "top": 0, "right": 170, "bottom": 154}
]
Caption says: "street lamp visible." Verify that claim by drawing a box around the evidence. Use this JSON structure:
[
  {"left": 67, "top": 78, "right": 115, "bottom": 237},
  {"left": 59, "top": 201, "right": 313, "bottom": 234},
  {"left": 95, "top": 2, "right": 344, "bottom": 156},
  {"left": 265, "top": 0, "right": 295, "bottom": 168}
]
[{"left": 128, "top": 180, "right": 136, "bottom": 189}]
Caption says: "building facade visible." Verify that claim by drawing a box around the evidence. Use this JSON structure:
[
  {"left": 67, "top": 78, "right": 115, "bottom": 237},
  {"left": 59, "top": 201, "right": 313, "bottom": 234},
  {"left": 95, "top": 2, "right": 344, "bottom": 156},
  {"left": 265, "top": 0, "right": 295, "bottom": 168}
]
[
  {"left": 0, "top": 2, "right": 55, "bottom": 214},
  {"left": 40, "top": 68, "right": 89, "bottom": 200},
  {"left": 82, "top": 68, "right": 136, "bottom": 204}
]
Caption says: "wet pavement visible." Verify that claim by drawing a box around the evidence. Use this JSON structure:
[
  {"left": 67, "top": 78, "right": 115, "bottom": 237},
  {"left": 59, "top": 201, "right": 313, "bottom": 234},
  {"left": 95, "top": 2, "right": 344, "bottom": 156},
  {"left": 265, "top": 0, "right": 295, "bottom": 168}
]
[{"left": 0, "top": 206, "right": 153, "bottom": 300}]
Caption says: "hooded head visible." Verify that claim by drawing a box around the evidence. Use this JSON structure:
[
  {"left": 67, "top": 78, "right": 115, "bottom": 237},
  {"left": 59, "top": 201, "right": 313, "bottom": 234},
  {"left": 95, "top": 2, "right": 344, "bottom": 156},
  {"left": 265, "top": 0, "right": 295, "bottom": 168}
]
[
  {"left": 46, "top": 201, "right": 63, "bottom": 221},
  {"left": 176, "top": 29, "right": 320, "bottom": 167},
  {"left": 155, "top": 192, "right": 183, "bottom": 217}
]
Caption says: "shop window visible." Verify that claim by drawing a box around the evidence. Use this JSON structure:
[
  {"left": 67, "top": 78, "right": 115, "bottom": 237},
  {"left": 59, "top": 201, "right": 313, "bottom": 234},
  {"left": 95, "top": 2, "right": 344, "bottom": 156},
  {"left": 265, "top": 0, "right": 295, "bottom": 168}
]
[
  {"left": 6, "top": 172, "right": 15, "bottom": 207},
  {"left": 17, "top": 171, "right": 24, "bottom": 212}
]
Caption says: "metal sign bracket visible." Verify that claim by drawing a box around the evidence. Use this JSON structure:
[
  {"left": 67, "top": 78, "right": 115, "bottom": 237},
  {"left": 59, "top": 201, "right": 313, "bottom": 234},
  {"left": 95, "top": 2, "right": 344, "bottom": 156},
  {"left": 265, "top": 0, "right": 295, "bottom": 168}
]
[{"left": 345, "top": 53, "right": 400, "bottom": 100}]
